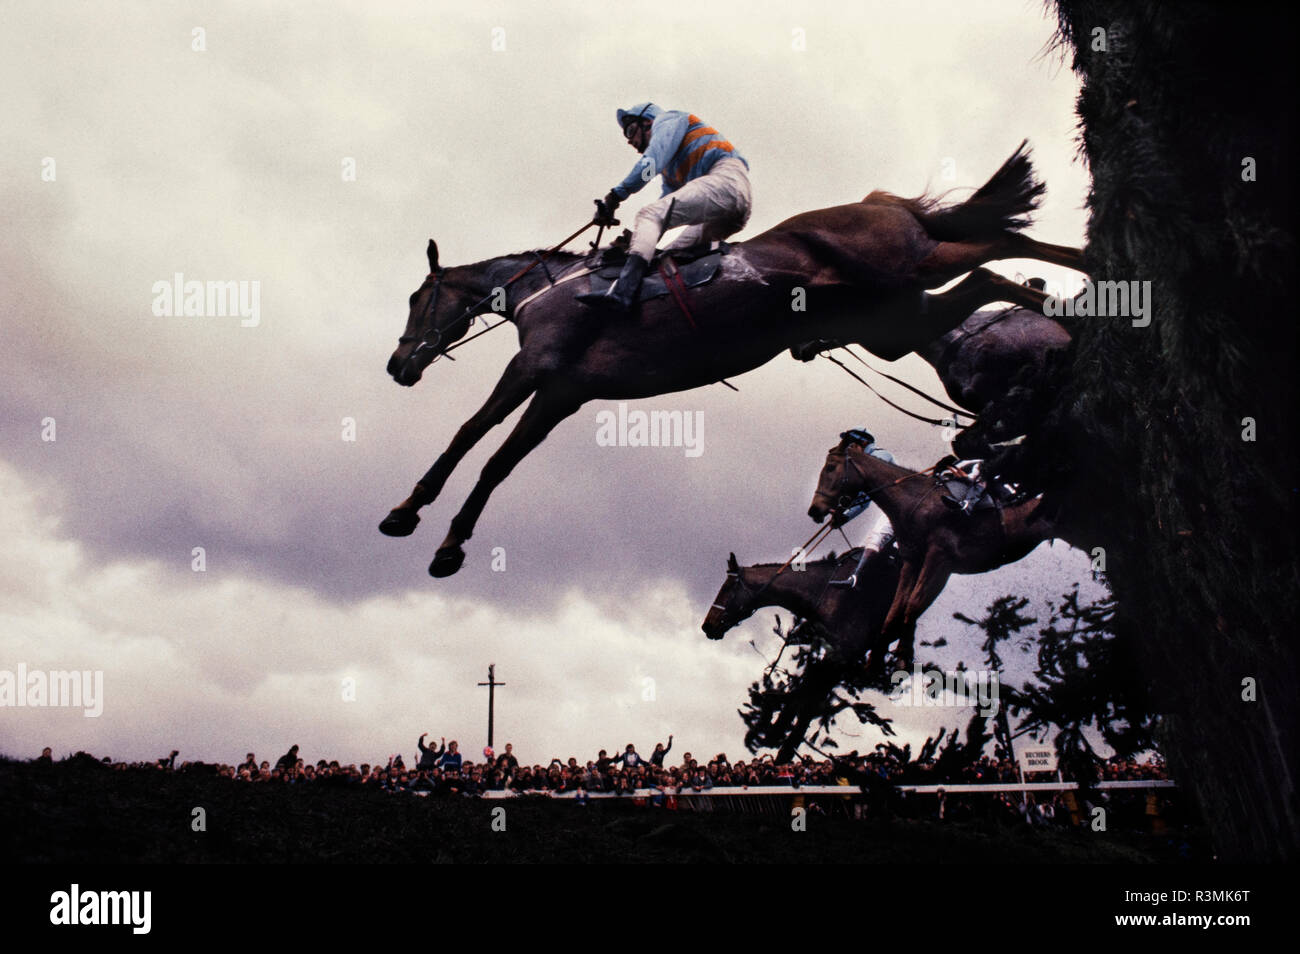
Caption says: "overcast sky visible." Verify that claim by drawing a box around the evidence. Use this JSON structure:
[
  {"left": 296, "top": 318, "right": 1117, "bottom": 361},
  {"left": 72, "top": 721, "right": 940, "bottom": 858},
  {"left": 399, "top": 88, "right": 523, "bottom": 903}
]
[{"left": 1, "top": 0, "right": 1106, "bottom": 769}]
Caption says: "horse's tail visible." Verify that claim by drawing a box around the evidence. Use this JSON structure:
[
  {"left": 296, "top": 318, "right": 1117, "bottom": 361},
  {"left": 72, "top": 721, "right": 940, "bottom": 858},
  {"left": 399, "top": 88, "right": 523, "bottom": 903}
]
[{"left": 893, "top": 140, "right": 1045, "bottom": 242}]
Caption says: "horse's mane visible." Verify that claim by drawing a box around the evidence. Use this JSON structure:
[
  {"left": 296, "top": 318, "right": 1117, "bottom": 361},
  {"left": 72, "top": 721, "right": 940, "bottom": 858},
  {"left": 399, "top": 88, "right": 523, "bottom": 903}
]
[
  {"left": 748, "top": 548, "right": 860, "bottom": 570},
  {"left": 464, "top": 249, "right": 588, "bottom": 271}
]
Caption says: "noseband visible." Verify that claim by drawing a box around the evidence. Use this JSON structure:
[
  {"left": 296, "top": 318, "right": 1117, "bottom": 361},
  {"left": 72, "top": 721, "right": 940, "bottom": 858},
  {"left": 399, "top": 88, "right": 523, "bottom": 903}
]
[
  {"left": 398, "top": 271, "right": 447, "bottom": 359},
  {"left": 399, "top": 271, "right": 496, "bottom": 363},
  {"left": 399, "top": 249, "right": 562, "bottom": 364},
  {"left": 827, "top": 439, "right": 872, "bottom": 510},
  {"left": 710, "top": 570, "right": 762, "bottom": 618}
]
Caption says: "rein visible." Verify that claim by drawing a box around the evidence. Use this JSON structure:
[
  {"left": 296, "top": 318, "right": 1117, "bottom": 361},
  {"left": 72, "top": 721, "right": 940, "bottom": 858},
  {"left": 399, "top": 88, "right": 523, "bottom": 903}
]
[
  {"left": 839, "top": 345, "right": 974, "bottom": 420},
  {"left": 404, "top": 220, "right": 596, "bottom": 361},
  {"left": 821, "top": 348, "right": 977, "bottom": 428},
  {"left": 835, "top": 441, "right": 952, "bottom": 529},
  {"left": 726, "top": 541, "right": 859, "bottom": 679},
  {"left": 714, "top": 520, "right": 838, "bottom": 618}
]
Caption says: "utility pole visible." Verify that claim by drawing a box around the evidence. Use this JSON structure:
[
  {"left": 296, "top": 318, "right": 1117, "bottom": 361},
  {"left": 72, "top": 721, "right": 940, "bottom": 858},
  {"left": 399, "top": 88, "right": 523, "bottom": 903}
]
[{"left": 477, "top": 664, "right": 506, "bottom": 749}]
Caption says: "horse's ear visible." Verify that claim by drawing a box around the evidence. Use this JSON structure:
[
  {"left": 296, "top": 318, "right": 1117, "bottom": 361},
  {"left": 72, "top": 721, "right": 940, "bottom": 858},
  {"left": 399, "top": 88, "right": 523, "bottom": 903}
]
[
  {"left": 727, "top": 552, "right": 739, "bottom": 572},
  {"left": 427, "top": 239, "right": 439, "bottom": 272}
]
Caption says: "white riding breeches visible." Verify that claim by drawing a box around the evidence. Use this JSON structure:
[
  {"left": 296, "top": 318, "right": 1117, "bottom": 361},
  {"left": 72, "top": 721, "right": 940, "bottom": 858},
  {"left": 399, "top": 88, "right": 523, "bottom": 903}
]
[
  {"left": 860, "top": 511, "right": 896, "bottom": 555},
  {"left": 629, "top": 157, "right": 752, "bottom": 261}
]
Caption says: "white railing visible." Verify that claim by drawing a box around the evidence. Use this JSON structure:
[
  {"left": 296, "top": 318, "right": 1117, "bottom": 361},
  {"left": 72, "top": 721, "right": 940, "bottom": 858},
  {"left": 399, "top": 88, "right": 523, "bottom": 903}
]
[{"left": 477, "top": 780, "right": 1175, "bottom": 799}]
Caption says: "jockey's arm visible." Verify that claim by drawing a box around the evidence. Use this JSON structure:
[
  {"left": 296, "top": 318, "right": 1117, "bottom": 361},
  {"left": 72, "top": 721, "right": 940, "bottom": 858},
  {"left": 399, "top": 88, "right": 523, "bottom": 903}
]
[{"left": 611, "top": 111, "right": 689, "bottom": 201}]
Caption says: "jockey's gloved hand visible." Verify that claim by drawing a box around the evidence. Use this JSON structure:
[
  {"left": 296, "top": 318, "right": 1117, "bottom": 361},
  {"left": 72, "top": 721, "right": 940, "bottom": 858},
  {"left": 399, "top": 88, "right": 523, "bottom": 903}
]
[{"left": 592, "top": 190, "right": 621, "bottom": 226}]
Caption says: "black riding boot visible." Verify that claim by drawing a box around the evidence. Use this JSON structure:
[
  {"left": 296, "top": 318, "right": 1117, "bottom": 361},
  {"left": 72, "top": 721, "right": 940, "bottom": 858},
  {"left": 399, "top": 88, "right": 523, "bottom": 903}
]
[{"left": 576, "top": 253, "right": 649, "bottom": 313}]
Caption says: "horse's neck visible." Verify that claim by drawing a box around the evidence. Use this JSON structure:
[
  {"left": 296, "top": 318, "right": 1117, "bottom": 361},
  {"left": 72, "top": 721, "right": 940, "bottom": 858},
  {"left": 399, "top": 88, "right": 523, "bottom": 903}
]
[
  {"left": 847, "top": 449, "right": 926, "bottom": 521},
  {"left": 743, "top": 564, "right": 836, "bottom": 620},
  {"left": 482, "top": 253, "right": 584, "bottom": 320}
]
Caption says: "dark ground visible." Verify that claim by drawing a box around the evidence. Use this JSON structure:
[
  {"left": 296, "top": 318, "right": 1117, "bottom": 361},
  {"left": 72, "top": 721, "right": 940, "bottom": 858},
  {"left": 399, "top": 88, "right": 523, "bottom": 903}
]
[{"left": 3, "top": 757, "right": 1206, "bottom": 863}]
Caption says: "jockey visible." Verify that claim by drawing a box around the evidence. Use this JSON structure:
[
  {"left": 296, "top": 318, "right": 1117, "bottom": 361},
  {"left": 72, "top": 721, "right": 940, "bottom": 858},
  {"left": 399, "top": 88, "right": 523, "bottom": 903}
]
[
  {"left": 939, "top": 457, "right": 1018, "bottom": 515},
  {"left": 576, "top": 101, "right": 752, "bottom": 313},
  {"left": 835, "top": 429, "right": 897, "bottom": 587}
]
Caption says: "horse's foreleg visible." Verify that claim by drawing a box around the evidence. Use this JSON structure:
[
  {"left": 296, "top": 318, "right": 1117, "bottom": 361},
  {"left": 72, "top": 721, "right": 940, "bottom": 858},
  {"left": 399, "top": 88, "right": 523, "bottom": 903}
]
[
  {"left": 882, "top": 558, "right": 919, "bottom": 637},
  {"left": 379, "top": 355, "right": 536, "bottom": 537},
  {"left": 892, "top": 619, "right": 919, "bottom": 672},
  {"left": 932, "top": 267, "right": 1051, "bottom": 314},
  {"left": 898, "top": 268, "right": 1042, "bottom": 349},
  {"left": 429, "top": 386, "right": 582, "bottom": 577},
  {"left": 897, "top": 553, "right": 953, "bottom": 667}
]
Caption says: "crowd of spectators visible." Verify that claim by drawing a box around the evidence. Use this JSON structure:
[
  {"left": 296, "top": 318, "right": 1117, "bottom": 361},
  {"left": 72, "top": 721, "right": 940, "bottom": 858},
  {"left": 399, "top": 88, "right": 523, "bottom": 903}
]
[{"left": 28, "top": 739, "right": 1168, "bottom": 801}]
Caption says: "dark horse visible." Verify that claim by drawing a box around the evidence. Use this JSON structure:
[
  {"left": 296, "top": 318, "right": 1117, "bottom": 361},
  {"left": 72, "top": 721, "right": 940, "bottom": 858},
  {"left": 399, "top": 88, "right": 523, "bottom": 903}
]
[
  {"left": 383, "top": 143, "right": 1082, "bottom": 576},
  {"left": 702, "top": 548, "right": 902, "bottom": 761},
  {"left": 920, "top": 302, "right": 1071, "bottom": 415},
  {"left": 702, "top": 548, "right": 904, "bottom": 675},
  {"left": 808, "top": 434, "right": 1064, "bottom": 666}
]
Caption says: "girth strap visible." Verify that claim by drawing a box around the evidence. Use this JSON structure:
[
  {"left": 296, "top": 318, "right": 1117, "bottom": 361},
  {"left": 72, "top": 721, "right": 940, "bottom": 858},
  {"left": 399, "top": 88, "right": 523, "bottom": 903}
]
[{"left": 659, "top": 256, "right": 698, "bottom": 330}]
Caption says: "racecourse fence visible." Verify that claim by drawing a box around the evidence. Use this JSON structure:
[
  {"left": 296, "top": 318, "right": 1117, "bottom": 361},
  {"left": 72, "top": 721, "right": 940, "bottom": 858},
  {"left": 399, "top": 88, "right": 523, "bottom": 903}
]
[
  {"left": 472, "top": 779, "right": 1178, "bottom": 819},
  {"left": 479, "top": 780, "right": 1176, "bottom": 799}
]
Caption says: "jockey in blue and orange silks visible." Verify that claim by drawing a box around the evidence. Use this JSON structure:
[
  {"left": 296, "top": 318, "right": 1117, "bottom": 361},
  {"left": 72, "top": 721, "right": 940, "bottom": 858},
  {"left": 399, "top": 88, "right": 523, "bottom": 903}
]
[{"left": 577, "top": 101, "right": 752, "bottom": 313}]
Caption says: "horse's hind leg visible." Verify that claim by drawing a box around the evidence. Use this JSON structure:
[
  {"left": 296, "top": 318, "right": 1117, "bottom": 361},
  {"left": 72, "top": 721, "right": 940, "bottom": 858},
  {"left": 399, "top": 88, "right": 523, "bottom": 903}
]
[
  {"left": 917, "top": 235, "right": 1086, "bottom": 285},
  {"left": 429, "top": 385, "right": 582, "bottom": 577},
  {"left": 379, "top": 354, "right": 536, "bottom": 537},
  {"left": 1003, "top": 233, "right": 1086, "bottom": 272}
]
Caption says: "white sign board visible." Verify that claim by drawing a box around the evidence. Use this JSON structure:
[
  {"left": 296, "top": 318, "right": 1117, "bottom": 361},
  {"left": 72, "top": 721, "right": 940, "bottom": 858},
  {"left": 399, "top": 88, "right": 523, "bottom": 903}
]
[{"left": 1017, "top": 745, "right": 1058, "bottom": 773}]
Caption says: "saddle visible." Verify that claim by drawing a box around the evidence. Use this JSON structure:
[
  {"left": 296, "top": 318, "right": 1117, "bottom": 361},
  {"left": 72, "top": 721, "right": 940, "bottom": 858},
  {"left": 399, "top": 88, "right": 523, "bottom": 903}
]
[{"left": 585, "top": 242, "right": 729, "bottom": 304}]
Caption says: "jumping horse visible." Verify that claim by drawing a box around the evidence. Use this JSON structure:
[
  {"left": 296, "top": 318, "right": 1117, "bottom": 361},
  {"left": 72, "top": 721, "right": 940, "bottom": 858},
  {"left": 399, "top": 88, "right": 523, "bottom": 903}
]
[
  {"left": 807, "top": 434, "right": 1063, "bottom": 666},
  {"left": 383, "top": 142, "right": 1081, "bottom": 577}
]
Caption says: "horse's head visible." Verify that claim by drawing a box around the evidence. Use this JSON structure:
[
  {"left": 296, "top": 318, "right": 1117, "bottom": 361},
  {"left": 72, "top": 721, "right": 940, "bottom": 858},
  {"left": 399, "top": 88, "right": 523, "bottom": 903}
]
[
  {"left": 808, "top": 435, "right": 859, "bottom": 526},
  {"left": 701, "top": 552, "right": 759, "bottom": 640},
  {"left": 387, "top": 240, "right": 484, "bottom": 387}
]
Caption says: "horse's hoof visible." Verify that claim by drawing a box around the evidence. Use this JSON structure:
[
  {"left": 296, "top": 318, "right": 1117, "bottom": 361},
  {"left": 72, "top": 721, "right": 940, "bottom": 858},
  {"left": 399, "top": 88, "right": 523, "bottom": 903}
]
[
  {"left": 379, "top": 509, "right": 420, "bottom": 537},
  {"left": 429, "top": 546, "right": 465, "bottom": 578}
]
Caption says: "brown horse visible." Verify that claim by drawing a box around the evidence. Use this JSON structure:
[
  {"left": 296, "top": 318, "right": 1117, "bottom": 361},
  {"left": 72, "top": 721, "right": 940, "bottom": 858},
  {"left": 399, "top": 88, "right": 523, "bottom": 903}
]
[
  {"left": 807, "top": 435, "right": 1060, "bottom": 666},
  {"left": 702, "top": 548, "right": 903, "bottom": 760},
  {"left": 383, "top": 143, "right": 1082, "bottom": 577}
]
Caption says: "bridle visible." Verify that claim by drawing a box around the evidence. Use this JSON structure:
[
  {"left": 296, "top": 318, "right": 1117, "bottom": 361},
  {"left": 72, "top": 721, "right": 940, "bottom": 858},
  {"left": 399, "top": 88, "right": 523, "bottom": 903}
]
[
  {"left": 825, "top": 437, "right": 939, "bottom": 526},
  {"left": 398, "top": 221, "right": 598, "bottom": 365},
  {"left": 708, "top": 506, "right": 856, "bottom": 630},
  {"left": 710, "top": 569, "right": 763, "bottom": 620},
  {"left": 712, "top": 551, "right": 861, "bottom": 679},
  {"left": 400, "top": 269, "right": 501, "bottom": 365},
  {"left": 831, "top": 438, "right": 931, "bottom": 500},
  {"left": 398, "top": 271, "right": 447, "bottom": 360}
]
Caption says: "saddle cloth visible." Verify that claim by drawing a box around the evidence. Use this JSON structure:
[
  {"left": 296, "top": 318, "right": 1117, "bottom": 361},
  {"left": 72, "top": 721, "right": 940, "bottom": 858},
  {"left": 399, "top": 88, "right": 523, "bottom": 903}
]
[{"left": 585, "top": 243, "right": 728, "bottom": 303}]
